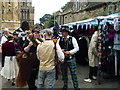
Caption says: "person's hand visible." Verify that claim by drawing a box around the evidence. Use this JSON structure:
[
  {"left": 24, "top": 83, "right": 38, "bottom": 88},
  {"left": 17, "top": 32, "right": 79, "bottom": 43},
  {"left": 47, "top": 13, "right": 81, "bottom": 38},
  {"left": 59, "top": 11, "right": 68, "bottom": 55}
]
[
  {"left": 28, "top": 41, "right": 33, "bottom": 47},
  {"left": 57, "top": 60, "right": 62, "bottom": 64},
  {"left": 64, "top": 51, "right": 70, "bottom": 55},
  {"left": 62, "top": 49, "right": 65, "bottom": 53}
]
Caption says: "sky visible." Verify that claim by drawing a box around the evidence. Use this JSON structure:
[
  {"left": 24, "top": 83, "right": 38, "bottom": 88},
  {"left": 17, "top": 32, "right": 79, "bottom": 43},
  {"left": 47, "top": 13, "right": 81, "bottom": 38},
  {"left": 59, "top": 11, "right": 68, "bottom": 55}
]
[{"left": 32, "top": 0, "right": 70, "bottom": 24}]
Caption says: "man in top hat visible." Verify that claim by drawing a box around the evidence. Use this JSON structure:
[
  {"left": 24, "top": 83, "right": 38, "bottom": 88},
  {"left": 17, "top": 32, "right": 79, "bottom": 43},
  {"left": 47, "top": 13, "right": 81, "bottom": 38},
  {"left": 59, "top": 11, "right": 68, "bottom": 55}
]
[
  {"left": 13, "top": 32, "right": 19, "bottom": 43},
  {"left": 57, "top": 26, "right": 80, "bottom": 90},
  {"left": 13, "top": 32, "right": 23, "bottom": 55}
]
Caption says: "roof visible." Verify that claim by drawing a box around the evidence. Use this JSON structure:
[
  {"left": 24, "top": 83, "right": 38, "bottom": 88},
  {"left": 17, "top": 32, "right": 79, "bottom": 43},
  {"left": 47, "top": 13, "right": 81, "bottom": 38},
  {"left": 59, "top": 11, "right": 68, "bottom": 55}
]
[
  {"left": 63, "top": 2, "right": 74, "bottom": 11},
  {"left": 85, "top": 2, "right": 106, "bottom": 10}
]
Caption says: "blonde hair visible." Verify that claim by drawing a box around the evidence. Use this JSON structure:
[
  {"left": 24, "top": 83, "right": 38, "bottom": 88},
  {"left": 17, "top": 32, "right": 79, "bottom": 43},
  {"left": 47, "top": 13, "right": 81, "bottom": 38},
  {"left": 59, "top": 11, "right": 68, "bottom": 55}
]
[
  {"left": 3, "top": 28, "right": 9, "bottom": 32},
  {"left": 45, "top": 29, "right": 53, "bottom": 36}
]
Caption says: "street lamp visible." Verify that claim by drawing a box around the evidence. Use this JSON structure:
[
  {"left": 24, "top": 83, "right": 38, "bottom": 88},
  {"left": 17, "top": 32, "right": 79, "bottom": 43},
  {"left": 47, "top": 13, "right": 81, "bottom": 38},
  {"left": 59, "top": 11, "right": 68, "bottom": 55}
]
[{"left": 54, "top": 12, "right": 55, "bottom": 26}]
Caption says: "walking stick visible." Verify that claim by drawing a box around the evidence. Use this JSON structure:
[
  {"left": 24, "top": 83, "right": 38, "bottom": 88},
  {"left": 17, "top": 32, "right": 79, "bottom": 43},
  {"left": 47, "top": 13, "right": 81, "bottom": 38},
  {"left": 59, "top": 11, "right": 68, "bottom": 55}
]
[{"left": 53, "top": 39, "right": 59, "bottom": 80}]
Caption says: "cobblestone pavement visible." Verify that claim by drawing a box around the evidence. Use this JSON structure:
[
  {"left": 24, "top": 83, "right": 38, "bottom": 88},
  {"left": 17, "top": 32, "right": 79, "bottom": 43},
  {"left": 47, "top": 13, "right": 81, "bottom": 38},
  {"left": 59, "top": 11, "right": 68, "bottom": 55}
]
[{"left": 0, "top": 53, "right": 120, "bottom": 89}]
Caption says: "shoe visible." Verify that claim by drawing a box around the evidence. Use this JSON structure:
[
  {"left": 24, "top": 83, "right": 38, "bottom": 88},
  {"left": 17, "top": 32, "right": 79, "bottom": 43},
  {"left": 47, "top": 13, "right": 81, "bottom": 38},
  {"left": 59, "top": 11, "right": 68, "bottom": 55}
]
[
  {"left": 92, "top": 76, "right": 97, "bottom": 80},
  {"left": 12, "top": 82, "right": 16, "bottom": 86},
  {"left": 62, "top": 85, "right": 68, "bottom": 90},
  {"left": 84, "top": 78, "right": 92, "bottom": 83},
  {"left": 75, "top": 87, "right": 80, "bottom": 90}
]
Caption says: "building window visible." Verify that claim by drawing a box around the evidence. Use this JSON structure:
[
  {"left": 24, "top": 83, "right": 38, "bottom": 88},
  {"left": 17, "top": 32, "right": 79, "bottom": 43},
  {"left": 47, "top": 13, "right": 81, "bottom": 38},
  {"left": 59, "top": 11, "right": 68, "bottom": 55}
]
[
  {"left": 9, "top": 0, "right": 11, "bottom": 4},
  {"left": 26, "top": 10, "right": 28, "bottom": 19},
  {"left": 27, "top": 3, "right": 30, "bottom": 6},
  {"left": 21, "top": 2, "right": 23, "bottom": 6},
  {"left": 23, "top": 10, "right": 25, "bottom": 19},
  {"left": 114, "top": 5, "right": 116, "bottom": 11},
  {"left": 23, "top": 2, "right": 25, "bottom": 6},
  {"left": 27, "top": 10, "right": 29, "bottom": 19},
  {"left": 76, "top": 0, "right": 80, "bottom": 11},
  {"left": 2, "top": 10, "right": 4, "bottom": 14},
  {"left": 108, "top": 4, "right": 115, "bottom": 15}
]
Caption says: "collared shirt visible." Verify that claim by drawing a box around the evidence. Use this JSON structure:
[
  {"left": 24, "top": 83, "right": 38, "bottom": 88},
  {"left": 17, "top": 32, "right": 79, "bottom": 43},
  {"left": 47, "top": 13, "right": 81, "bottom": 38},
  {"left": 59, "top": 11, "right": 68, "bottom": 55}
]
[
  {"left": 57, "top": 35, "right": 79, "bottom": 55},
  {"left": 0, "top": 35, "right": 7, "bottom": 46}
]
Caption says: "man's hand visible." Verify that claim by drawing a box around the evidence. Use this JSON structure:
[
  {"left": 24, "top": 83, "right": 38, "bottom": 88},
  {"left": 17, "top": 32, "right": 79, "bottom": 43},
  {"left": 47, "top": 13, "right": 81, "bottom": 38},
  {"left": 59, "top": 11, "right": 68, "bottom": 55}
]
[
  {"left": 64, "top": 51, "right": 70, "bottom": 55},
  {"left": 62, "top": 49, "right": 65, "bottom": 53}
]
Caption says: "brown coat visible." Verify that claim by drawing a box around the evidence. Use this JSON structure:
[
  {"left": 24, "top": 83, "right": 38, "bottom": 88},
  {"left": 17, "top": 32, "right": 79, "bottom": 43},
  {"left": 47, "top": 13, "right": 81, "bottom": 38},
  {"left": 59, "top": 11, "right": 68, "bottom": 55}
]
[{"left": 16, "top": 41, "right": 39, "bottom": 87}]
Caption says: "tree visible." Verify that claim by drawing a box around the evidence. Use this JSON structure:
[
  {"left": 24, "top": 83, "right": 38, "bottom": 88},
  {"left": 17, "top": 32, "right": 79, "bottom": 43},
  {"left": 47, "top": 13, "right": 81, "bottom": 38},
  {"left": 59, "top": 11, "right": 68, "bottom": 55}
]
[
  {"left": 44, "top": 15, "right": 54, "bottom": 28},
  {"left": 61, "top": 2, "right": 69, "bottom": 11},
  {"left": 39, "top": 14, "right": 52, "bottom": 24},
  {"left": 34, "top": 23, "right": 40, "bottom": 29}
]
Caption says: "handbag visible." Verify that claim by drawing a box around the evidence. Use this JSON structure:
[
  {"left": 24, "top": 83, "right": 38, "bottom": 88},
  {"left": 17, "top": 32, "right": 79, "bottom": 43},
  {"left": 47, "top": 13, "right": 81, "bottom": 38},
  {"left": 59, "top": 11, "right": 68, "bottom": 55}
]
[
  {"left": 16, "top": 51, "right": 32, "bottom": 87},
  {"left": 0, "top": 46, "right": 2, "bottom": 53},
  {"left": 16, "top": 51, "right": 25, "bottom": 61}
]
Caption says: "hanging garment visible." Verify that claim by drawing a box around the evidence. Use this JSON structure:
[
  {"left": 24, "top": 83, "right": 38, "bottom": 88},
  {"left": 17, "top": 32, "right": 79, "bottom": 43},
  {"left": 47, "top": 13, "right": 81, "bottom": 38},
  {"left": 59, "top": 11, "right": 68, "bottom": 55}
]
[
  {"left": 113, "top": 33, "right": 120, "bottom": 76},
  {"left": 113, "top": 34, "right": 120, "bottom": 51}
]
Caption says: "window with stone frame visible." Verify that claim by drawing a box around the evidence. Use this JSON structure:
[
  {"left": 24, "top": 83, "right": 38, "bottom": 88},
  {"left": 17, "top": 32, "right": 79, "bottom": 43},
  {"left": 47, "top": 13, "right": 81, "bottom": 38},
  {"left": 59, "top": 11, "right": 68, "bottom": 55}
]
[
  {"left": 108, "top": 4, "right": 116, "bottom": 15},
  {"left": 9, "top": 0, "right": 10, "bottom": 4},
  {"left": 76, "top": 0, "right": 80, "bottom": 11}
]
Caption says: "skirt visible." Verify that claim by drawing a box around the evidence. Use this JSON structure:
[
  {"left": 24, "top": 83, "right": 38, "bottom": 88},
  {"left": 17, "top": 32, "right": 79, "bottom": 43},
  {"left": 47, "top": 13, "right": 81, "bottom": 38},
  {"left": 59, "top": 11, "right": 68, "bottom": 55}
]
[{"left": 0, "top": 56, "right": 19, "bottom": 80}]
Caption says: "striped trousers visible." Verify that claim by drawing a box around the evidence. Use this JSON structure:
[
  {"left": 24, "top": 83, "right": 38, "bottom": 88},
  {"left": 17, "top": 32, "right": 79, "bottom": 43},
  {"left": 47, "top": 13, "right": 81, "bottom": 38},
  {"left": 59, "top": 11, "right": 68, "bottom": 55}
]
[{"left": 61, "top": 58, "right": 79, "bottom": 88}]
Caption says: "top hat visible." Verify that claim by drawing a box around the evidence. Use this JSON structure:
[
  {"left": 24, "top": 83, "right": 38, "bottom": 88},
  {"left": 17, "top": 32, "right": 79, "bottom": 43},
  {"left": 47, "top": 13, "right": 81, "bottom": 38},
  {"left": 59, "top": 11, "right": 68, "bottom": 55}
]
[
  {"left": 7, "top": 35, "right": 13, "bottom": 39},
  {"left": 13, "top": 32, "right": 19, "bottom": 36},
  {"left": 32, "top": 29, "right": 40, "bottom": 33},
  {"left": 26, "top": 30, "right": 31, "bottom": 34},
  {"left": 60, "top": 26, "right": 70, "bottom": 32}
]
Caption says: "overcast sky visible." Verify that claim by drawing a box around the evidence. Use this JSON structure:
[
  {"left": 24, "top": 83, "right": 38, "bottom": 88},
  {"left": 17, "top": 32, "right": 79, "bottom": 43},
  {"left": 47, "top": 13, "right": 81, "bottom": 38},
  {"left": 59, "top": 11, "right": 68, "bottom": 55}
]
[{"left": 32, "top": 0, "right": 70, "bottom": 24}]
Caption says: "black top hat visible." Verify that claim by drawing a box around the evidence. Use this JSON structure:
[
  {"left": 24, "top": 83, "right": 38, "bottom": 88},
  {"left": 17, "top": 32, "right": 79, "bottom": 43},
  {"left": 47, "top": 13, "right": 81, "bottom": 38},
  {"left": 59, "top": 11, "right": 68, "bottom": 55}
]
[
  {"left": 13, "top": 32, "right": 19, "bottom": 35},
  {"left": 60, "top": 26, "right": 69, "bottom": 32},
  {"left": 32, "top": 29, "right": 40, "bottom": 33},
  {"left": 7, "top": 35, "right": 13, "bottom": 39}
]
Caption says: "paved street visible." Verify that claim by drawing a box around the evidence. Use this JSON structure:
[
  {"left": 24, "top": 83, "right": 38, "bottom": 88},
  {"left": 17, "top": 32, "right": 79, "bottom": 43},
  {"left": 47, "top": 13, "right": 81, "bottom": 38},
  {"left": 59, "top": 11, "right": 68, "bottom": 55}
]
[{"left": 0, "top": 53, "right": 120, "bottom": 89}]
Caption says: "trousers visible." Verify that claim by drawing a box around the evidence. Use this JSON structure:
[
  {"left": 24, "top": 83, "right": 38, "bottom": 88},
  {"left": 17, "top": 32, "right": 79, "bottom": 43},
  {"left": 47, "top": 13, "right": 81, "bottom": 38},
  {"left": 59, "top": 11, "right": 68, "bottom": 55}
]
[
  {"left": 38, "top": 69, "right": 56, "bottom": 88},
  {"left": 61, "top": 58, "right": 79, "bottom": 88}
]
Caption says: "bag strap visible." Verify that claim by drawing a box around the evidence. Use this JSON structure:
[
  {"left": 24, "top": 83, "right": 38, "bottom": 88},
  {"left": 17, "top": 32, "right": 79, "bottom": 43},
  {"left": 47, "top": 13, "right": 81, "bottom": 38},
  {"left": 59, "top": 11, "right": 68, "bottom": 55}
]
[
  {"left": 53, "top": 40, "right": 58, "bottom": 64},
  {"left": 14, "top": 42, "right": 18, "bottom": 56}
]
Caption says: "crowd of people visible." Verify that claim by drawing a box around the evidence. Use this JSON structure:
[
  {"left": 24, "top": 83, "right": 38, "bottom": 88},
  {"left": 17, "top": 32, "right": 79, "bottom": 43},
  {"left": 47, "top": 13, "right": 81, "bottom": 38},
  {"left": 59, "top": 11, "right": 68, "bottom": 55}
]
[
  {"left": 1, "top": 21, "right": 119, "bottom": 89},
  {"left": 0, "top": 24, "right": 82, "bottom": 90}
]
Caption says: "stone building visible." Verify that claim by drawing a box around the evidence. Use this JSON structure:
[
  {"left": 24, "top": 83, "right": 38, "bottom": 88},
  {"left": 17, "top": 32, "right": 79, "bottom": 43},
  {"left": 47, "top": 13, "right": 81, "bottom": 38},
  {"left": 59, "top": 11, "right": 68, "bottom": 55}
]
[
  {"left": 0, "top": 1, "right": 2, "bottom": 33},
  {"left": 56, "top": 0, "right": 120, "bottom": 25},
  {"left": 20, "top": 1, "right": 34, "bottom": 30},
  {"left": 0, "top": 1, "right": 21, "bottom": 32},
  {"left": 0, "top": 0, "right": 34, "bottom": 32}
]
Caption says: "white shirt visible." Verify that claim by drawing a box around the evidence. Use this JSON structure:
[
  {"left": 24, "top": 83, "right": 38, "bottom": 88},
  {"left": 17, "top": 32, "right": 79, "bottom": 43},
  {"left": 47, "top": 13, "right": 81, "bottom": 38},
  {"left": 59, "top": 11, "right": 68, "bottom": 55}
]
[
  {"left": 0, "top": 35, "right": 7, "bottom": 46},
  {"left": 57, "top": 35, "right": 79, "bottom": 55}
]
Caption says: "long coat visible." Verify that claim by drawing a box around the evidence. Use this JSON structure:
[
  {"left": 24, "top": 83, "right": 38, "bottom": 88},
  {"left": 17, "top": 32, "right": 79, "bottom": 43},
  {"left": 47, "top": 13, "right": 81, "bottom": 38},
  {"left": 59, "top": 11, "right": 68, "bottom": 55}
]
[{"left": 88, "top": 31, "right": 99, "bottom": 67}]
